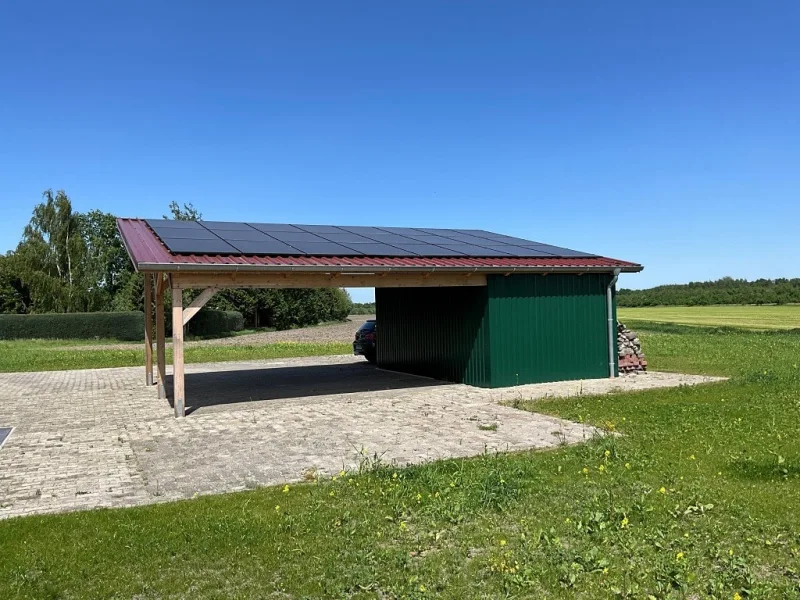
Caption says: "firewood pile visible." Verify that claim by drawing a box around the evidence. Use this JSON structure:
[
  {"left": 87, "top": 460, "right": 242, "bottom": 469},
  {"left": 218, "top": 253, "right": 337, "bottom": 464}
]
[{"left": 618, "top": 322, "right": 647, "bottom": 373}]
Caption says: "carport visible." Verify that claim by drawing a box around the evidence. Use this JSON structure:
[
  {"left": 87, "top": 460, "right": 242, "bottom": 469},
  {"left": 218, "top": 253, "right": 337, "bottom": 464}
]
[{"left": 117, "top": 218, "right": 641, "bottom": 417}]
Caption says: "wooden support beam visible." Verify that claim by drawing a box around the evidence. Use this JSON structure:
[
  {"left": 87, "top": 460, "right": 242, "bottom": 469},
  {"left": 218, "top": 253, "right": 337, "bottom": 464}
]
[
  {"left": 172, "top": 287, "right": 185, "bottom": 418},
  {"left": 182, "top": 287, "right": 217, "bottom": 326},
  {"left": 171, "top": 271, "right": 487, "bottom": 290},
  {"left": 155, "top": 275, "right": 167, "bottom": 400},
  {"left": 143, "top": 273, "right": 153, "bottom": 386}
]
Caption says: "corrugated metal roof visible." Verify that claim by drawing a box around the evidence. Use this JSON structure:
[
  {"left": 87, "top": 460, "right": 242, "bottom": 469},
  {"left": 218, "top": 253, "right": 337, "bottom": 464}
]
[{"left": 117, "top": 218, "right": 642, "bottom": 273}]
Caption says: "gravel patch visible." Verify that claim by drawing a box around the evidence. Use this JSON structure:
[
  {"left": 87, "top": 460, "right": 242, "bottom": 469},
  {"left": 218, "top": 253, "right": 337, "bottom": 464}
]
[{"left": 61, "top": 315, "right": 375, "bottom": 351}]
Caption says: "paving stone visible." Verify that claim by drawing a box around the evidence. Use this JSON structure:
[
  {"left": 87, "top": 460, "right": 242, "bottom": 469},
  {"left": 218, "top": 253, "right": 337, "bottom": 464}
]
[{"left": 0, "top": 355, "right": 724, "bottom": 519}]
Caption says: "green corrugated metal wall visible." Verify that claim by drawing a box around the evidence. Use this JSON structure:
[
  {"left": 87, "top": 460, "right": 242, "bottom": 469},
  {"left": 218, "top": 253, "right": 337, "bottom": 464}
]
[
  {"left": 375, "top": 286, "right": 491, "bottom": 386},
  {"left": 487, "top": 273, "right": 613, "bottom": 386},
  {"left": 375, "top": 272, "right": 616, "bottom": 387}
]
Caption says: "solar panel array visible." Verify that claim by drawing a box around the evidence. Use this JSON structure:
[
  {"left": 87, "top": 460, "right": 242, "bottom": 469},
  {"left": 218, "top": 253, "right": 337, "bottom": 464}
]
[{"left": 145, "top": 219, "right": 596, "bottom": 258}]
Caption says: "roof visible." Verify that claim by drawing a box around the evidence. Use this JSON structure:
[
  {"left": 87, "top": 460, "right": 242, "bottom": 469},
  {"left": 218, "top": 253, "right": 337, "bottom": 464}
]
[{"left": 117, "top": 218, "right": 643, "bottom": 274}]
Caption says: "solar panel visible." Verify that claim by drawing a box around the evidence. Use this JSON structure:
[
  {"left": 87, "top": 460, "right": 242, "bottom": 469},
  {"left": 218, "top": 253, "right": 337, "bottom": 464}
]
[
  {"left": 201, "top": 221, "right": 258, "bottom": 231},
  {"left": 144, "top": 219, "right": 599, "bottom": 258},
  {"left": 438, "top": 232, "right": 495, "bottom": 244},
  {"left": 364, "top": 232, "right": 419, "bottom": 244},
  {"left": 288, "top": 242, "right": 365, "bottom": 256},
  {"left": 340, "top": 243, "right": 415, "bottom": 256},
  {"left": 521, "top": 245, "right": 594, "bottom": 257},
  {"left": 248, "top": 223, "right": 304, "bottom": 233},
  {"left": 390, "top": 244, "right": 468, "bottom": 256},
  {"left": 453, "top": 229, "right": 494, "bottom": 236},
  {"left": 146, "top": 218, "right": 203, "bottom": 230},
  {"left": 296, "top": 224, "right": 346, "bottom": 234},
  {"left": 496, "top": 246, "right": 559, "bottom": 257},
  {"left": 227, "top": 240, "right": 300, "bottom": 255},
  {"left": 415, "top": 228, "right": 455, "bottom": 235},
  {"left": 402, "top": 234, "right": 455, "bottom": 244},
  {"left": 268, "top": 231, "right": 328, "bottom": 243},
  {"left": 436, "top": 244, "right": 514, "bottom": 256},
  {"left": 337, "top": 226, "right": 387, "bottom": 234},
  {"left": 159, "top": 238, "right": 240, "bottom": 254},
  {"left": 155, "top": 228, "right": 221, "bottom": 240},
  {"left": 319, "top": 233, "right": 377, "bottom": 244},
  {"left": 215, "top": 229, "right": 279, "bottom": 242},
  {"left": 377, "top": 227, "right": 423, "bottom": 236}
]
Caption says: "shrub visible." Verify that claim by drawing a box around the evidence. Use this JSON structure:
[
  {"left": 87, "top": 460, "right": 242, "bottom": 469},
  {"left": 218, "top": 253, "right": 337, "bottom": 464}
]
[
  {"left": 350, "top": 302, "right": 376, "bottom": 315},
  {"left": 186, "top": 309, "right": 244, "bottom": 337},
  {"left": 0, "top": 311, "right": 144, "bottom": 341},
  {"left": 255, "top": 288, "right": 353, "bottom": 330}
]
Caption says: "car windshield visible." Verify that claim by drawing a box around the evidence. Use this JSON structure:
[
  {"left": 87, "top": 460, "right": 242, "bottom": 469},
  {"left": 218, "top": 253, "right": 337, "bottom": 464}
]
[{"left": 358, "top": 321, "right": 376, "bottom": 331}]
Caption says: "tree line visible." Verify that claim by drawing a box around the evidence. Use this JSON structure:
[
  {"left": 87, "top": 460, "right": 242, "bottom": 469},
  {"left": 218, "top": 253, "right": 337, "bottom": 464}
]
[
  {"left": 0, "top": 191, "right": 352, "bottom": 329},
  {"left": 617, "top": 277, "right": 800, "bottom": 307}
]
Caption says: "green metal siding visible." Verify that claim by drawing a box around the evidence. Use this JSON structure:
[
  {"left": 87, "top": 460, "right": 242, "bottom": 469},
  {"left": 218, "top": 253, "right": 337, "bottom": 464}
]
[
  {"left": 375, "top": 286, "right": 491, "bottom": 386},
  {"left": 612, "top": 285, "right": 619, "bottom": 377},
  {"left": 487, "top": 273, "right": 612, "bottom": 386}
]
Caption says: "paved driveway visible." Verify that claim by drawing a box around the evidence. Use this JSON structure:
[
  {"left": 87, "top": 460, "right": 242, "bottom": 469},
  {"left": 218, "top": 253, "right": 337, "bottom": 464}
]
[{"left": 0, "top": 356, "right": 722, "bottom": 519}]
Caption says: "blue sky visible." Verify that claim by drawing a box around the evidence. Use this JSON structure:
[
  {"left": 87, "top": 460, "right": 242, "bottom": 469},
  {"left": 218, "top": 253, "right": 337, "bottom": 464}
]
[{"left": 1, "top": 1, "right": 798, "bottom": 302}]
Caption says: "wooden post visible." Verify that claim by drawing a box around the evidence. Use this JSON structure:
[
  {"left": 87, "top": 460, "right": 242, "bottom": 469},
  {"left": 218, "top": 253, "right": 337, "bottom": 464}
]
[
  {"left": 155, "top": 276, "right": 166, "bottom": 400},
  {"left": 172, "top": 286, "right": 185, "bottom": 418},
  {"left": 143, "top": 273, "right": 153, "bottom": 386}
]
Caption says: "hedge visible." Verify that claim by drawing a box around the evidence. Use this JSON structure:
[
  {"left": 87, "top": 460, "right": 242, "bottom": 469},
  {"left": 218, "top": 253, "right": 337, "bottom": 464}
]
[
  {"left": 0, "top": 311, "right": 145, "bottom": 341},
  {"left": 185, "top": 309, "right": 244, "bottom": 337}
]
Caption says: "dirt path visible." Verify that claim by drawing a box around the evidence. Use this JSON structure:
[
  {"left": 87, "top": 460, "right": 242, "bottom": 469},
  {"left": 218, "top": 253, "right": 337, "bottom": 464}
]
[{"left": 63, "top": 315, "right": 375, "bottom": 351}]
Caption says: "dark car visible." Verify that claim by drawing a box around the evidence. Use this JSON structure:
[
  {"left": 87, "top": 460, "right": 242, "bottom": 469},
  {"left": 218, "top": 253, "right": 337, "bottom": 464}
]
[{"left": 353, "top": 319, "right": 376, "bottom": 363}]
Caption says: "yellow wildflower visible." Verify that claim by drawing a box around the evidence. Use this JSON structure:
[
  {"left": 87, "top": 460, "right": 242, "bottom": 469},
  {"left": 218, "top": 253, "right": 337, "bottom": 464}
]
[
  {"left": 676, "top": 551, "right": 685, "bottom": 560},
  {"left": 274, "top": 504, "right": 280, "bottom": 512},
  {"left": 499, "top": 539, "right": 507, "bottom": 546},
  {"left": 392, "top": 472, "right": 398, "bottom": 479},
  {"left": 625, "top": 463, "right": 631, "bottom": 469},
  {"left": 282, "top": 485, "right": 289, "bottom": 493},
  {"left": 659, "top": 487, "right": 667, "bottom": 494},
  {"left": 582, "top": 467, "right": 589, "bottom": 475},
  {"left": 620, "top": 517, "right": 629, "bottom": 529},
  {"left": 690, "top": 454, "right": 696, "bottom": 460},
  {"left": 399, "top": 521, "right": 407, "bottom": 530},
  {"left": 604, "top": 450, "right": 611, "bottom": 458},
  {"left": 598, "top": 464, "right": 606, "bottom": 472}
]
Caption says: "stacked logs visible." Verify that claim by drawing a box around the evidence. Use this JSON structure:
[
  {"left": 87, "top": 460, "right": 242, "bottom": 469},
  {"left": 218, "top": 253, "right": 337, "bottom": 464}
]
[{"left": 618, "top": 322, "right": 647, "bottom": 373}]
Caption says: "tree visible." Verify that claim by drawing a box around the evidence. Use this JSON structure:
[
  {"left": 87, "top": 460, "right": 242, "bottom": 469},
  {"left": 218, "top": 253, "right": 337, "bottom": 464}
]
[
  {"left": 164, "top": 201, "right": 202, "bottom": 221},
  {"left": 15, "top": 190, "right": 89, "bottom": 312},
  {"left": 0, "top": 253, "right": 29, "bottom": 313},
  {"left": 79, "top": 210, "right": 133, "bottom": 303}
]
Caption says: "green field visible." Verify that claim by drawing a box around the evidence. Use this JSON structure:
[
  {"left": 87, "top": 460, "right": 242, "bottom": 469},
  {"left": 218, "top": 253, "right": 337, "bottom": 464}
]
[
  {"left": 2, "top": 324, "right": 799, "bottom": 598},
  {"left": 0, "top": 340, "right": 351, "bottom": 373},
  {"left": 619, "top": 304, "right": 800, "bottom": 330}
]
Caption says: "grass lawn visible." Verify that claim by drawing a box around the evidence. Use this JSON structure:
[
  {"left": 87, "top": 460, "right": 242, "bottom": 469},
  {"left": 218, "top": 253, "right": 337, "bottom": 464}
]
[
  {"left": 619, "top": 304, "right": 800, "bottom": 330},
  {"left": 0, "top": 340, "right": 351, "bottom": 372},
  {"left": 1, "top": 324, "right": 799, "bottom": 598}
]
